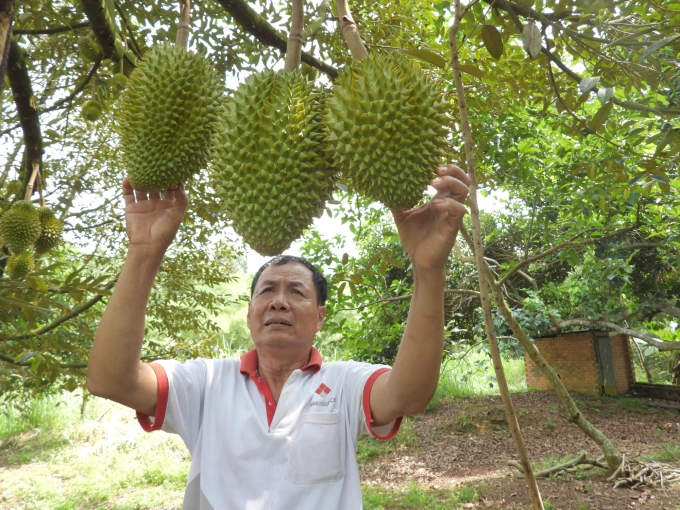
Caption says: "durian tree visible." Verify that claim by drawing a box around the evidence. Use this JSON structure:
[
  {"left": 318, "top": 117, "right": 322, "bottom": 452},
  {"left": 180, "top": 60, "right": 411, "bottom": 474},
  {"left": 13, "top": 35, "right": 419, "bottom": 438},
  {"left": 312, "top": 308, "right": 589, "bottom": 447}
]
[{"left": 0, "top": 0, "right": 678, "bottom": 478}]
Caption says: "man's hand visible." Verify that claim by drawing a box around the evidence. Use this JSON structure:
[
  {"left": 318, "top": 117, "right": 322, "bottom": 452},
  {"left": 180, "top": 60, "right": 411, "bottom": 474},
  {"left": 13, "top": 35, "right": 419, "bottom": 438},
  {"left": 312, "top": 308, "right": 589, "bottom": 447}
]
[
  {"left": 392, "top": 164, "right": 471, "bottom": 272},
  {"left": 123, "top": 177, "right": 188, "bottom": 251}
]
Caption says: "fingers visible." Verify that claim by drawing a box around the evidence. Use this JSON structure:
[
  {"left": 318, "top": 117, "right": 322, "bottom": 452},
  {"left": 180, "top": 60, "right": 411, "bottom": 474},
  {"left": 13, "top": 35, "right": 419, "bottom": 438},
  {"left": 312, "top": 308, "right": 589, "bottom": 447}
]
[
  {"left": 431, "top": 173, "right": 469, "bottom": 205},
  {"left": 437, "top": 164, "right": 472, "bottom": 187},
  {"left": 122, "top": 177, "right": 136, "bottom": 206}
]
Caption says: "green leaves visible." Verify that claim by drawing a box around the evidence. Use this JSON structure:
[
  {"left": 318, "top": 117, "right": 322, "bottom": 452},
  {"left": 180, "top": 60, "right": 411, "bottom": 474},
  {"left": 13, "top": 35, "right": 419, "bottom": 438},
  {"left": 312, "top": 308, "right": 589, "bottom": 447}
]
[
  {"left": 640, "top": 35, "right": 680, "bottom": 61},
  {"left": 522, "top": 23, "right": 542, "bottom": 59},
  {"left": 588, "top": 102, "right": 614, "bottom": 133},
  {"left": 401, "top": 49, "right": 447, "bottom": 69},
  {"left": 481, "top": 25, "right": 504, "bottom": 61}
]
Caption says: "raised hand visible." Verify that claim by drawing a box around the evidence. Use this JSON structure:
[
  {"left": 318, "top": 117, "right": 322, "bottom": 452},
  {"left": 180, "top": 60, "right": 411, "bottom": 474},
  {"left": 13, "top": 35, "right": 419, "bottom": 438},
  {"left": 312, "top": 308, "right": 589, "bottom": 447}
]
[
  {"left": 122, "top": 177, "right": 189, "bottom": 251},
  {"left": 392, "top": 164, "right": 471, "bottom": 273}
]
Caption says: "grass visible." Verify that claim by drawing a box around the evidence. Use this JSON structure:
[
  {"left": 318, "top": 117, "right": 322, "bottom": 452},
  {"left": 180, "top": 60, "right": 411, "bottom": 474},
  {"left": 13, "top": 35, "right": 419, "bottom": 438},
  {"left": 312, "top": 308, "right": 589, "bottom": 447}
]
[
  {"left": 357, "top": 417, "right": 419, "bottom": 463},
  {"left": 362, "top": 481, "right": 481, "bottom": 509},
  {"left": 641, "top": 442, "right": 680, "bottom": 463},
  {"left": 428, "top": 349, "right": 526, "bottom": 411}
]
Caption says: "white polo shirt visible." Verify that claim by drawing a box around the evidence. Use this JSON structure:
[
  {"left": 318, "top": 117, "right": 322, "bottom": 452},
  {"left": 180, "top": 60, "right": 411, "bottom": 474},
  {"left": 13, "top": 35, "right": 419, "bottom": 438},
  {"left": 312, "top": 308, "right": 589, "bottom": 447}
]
[{"left": 137, "top": 348, "right": 402, "bottom": 509}]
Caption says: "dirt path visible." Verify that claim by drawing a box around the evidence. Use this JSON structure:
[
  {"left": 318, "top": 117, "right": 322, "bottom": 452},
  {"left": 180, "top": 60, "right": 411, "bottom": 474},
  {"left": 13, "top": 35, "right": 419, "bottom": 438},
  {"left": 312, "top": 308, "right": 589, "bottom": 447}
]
[{"left": 360, "top": 392, "right": 680, "bottom": 509}]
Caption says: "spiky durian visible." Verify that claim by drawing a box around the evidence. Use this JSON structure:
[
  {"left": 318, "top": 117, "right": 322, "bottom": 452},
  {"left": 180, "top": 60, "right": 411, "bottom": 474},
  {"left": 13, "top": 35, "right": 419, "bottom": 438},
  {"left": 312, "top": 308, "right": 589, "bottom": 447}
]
[
  {"left": 109, "top": 73, "right": 128, "bottom": 95},
  {"left": 0, "top": 201, "right": 41, "bottom": 254},
  {"left": 78, "top": 36, "right": 101, "bottom": 63},
  {"left": 34, "top": 207, "right": 63, "bottom": 255},
  {"left": 82, "top": 100, "right": 103, "bottom": 122},
  {"left": 117, "top": 43, "right": 224, "bottom": 192},
  {"left": 211, "top": 71, "right": 336, "bottom": 256},
  {"left": 325, "top": 53, "right": 450, "bottom": 211},
  {"left": 6, "top": 253, "right": 35, "bottom": 279}
]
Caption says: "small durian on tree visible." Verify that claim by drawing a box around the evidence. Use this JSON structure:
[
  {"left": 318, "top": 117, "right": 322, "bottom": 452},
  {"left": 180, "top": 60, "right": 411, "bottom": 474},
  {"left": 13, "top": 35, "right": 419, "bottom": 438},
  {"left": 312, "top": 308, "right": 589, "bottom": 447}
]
[
  {"left": 34, "top": 207, "right": 63, "bottom": 255},
  {"left": 116, "top": 43, "right": 224, "bottom": 191},
  {"left": 325, "top": 53, "right": 450, "bottom": 211},
  {"left": 0, "top": 201, "right": 42, "bottom": 254},
  {"left": 6, "top": 252, "right": 35, "bottom": 279},
  {"left": 82, "top": 99, "right": 103, "bottom": 122},
  {"left": 78, "top": 36, "right": 101, "bottom": 63}
]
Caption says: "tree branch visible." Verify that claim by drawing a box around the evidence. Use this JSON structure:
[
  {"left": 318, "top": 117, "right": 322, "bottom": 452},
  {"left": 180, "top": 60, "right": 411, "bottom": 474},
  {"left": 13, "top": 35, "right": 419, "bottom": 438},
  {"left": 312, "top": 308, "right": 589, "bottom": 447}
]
[
  {"left": 12, "top": 21, "right": 90, "bottom": 35},
  {"left": 0, "top": 283, "right": 114, "bottom": 342},
  {"left": 0, "top": 0, "right": 13, "bottom": 88},
  {"left": 554, "top": 318, "right": 680, "bottom": 351},
  {"left": 42, "top": 55, "right": 102, "bottom": 113},
  {"left": 214, "top": 0, "right": 338, "bottom": 79},
  {"left": 81, "top": 0, "right": 123, "bottom": 61},
  {"left": 498, "top": 224, "right": 639, "bottom": 288}
]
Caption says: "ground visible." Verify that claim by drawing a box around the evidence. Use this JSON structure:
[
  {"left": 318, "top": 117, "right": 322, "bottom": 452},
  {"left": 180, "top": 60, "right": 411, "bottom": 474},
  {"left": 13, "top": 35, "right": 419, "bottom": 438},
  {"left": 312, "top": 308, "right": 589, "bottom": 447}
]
[
  {"left": 359, "top": 392, "right": 680, "bottom": 509},
  {"left": 0, "top": 391, "right": 678, "bottom": 509}
]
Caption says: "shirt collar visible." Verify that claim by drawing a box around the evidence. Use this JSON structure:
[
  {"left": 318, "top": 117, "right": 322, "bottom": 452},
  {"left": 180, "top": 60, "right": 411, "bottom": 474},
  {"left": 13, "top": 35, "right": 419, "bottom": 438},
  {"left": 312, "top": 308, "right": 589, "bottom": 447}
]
[{"left": 239, "top": 347, "right": 323, "bottom": 376}]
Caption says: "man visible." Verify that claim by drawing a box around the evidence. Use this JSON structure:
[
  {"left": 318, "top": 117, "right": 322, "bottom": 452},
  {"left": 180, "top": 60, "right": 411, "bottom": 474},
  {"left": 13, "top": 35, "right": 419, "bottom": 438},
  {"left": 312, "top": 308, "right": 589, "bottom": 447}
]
[{"left": 87, "top": 164, "right": 471, "bottom": 509}]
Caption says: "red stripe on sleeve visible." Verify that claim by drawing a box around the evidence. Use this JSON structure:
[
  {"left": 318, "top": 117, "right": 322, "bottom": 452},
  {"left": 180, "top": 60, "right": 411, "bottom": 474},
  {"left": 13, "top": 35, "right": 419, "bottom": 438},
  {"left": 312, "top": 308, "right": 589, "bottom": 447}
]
[
  {"left": 136, "top": 362, "right": 168, "bottom": 432},
  {"left": 362, "top": 367, "right": 403, "bottom": 441}
]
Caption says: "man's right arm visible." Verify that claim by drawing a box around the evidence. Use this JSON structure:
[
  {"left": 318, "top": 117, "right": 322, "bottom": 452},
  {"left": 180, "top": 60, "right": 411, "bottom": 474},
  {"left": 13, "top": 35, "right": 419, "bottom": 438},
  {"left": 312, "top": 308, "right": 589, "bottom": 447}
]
[{"left": 87, "top": 179, "right": 188, "bottom": 416}]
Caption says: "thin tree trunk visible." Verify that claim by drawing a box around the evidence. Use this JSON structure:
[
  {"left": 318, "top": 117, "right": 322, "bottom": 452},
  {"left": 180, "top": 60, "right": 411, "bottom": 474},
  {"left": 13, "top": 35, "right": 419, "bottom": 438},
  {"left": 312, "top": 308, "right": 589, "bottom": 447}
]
[
  {"left": 449, "top": 3, "right": 543, "bottom": 509},
  {"left": 283, "top": 0, "right": 304, "bottom": 71},
  {"left": 0, "top": 0, "right": 13, "bottom": 90},
  {"left": 459, "top": 226, "right": 623, "bottom": 472},
  {"left": 631, "top": 337, "right": 653, "bottom": 383}
]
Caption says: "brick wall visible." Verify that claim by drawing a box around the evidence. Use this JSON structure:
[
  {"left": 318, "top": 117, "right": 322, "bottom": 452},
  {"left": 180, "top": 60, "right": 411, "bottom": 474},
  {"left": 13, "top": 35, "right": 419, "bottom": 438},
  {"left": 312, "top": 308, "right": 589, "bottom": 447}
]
[{"left": 524, "top": 331, "right": 635, "bottom": 395}]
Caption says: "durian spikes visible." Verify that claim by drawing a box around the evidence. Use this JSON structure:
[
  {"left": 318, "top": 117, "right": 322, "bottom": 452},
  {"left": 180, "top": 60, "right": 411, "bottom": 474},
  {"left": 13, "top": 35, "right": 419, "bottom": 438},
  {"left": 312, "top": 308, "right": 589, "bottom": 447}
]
[
  {"left": 116, "top": 43, "right": 224, "bottom": 191},
  {"left": 325, "top": 53, "right": 449, "bottom": 211},
  {"left": 211, "top": 71, "right": 336, "bottom": 256},
  {"left": 0, "top": 201, "right": 42, "bottom": 254},
  {"left": 6, "top": 253, "right": 35, "bottom": 279}
]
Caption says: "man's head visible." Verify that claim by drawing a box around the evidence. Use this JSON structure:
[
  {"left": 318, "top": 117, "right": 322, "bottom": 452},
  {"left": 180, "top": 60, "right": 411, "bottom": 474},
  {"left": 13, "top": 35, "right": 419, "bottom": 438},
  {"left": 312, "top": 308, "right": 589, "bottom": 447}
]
[
  {"left": 247, "top": 256, "right": 327, "bottom": 352},
  {"left": 251, "top": 256, "right": 327, "bottom": 306}
]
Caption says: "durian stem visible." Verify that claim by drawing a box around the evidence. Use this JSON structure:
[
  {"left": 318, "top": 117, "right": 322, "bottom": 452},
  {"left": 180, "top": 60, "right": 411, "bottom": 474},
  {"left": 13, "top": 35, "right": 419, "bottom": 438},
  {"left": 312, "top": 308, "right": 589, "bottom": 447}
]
[
  {"left": 24, "top": 160, "right": 39, "bottom": 201},
  {"left": 449, "top": 3, "right": 544, "bottom": 510},
  {"left": 283, "top": 0, "right": 304, "bottom": 72},
  {"left": 176, "top": 0, "right": 190, "bottom": 48},
  {"left": 334, "top": 0, "right": 367, "bottom": 59},
  {"left": 37, "top": 171, "right": 45, "bottom": 207}
]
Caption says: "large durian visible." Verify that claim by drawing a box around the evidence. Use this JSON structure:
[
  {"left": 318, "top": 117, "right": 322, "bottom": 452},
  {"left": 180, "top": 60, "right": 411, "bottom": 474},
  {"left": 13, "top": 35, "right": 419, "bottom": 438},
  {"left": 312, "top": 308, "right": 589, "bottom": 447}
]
[
  {"left": 325, "top": 53, "right": 449, "bottom": 211},
  {"left": 211, "top": 71, "right": 336, "bottom": 256},
  {"left": 0, "top": 201, "right": 42, "bottom": 254},
  {"left": 6, "top": 253, "right": 35, "bottom": 279},
  {"left": 34, "top": 207, "right": 63, "bottom": 255},
  {"left": 117, "top": 43, "right": 224, "bottom": 191}
]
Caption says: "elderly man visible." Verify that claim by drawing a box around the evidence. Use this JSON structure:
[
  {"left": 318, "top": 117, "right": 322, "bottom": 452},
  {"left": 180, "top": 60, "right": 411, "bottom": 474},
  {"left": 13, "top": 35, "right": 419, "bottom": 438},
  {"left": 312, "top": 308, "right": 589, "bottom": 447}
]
[{"left": 87, "top": 164, "right": 470, "bottom": 509}]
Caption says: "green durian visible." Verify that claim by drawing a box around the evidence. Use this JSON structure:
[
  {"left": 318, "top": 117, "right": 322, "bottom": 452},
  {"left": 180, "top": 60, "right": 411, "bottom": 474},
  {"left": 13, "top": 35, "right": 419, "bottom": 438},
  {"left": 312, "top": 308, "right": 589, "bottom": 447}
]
[
  {"left": 211, "top": 71, "right": 336, "bottom": 256},
  {"left": 109, "top": 73, "right": 128, "bottom": 94},
  {"left": 0, "top": 201, "right": 41, "bottom": 254},
  {"left": 78, "top": 36, "right": 101, "bottom": 63},
  {"left": 325, "top": 53, "right": 450, "bottom": 211},
  {"left": 117, "top": 43, "right": 225, "bottom": 191},
  {"left": 6, "top": 252, "right": 35, "bottom": 279},
  {"left": 82, "top": 99, "right": 103, "bottom": 122},
  {"left": 34, "top": 207, "right": 63, "bottom": 255}
]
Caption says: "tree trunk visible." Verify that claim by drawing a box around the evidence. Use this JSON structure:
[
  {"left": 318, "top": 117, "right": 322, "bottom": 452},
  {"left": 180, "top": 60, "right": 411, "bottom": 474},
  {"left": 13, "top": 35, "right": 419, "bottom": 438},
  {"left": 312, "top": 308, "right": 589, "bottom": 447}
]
[{"left": 0, "top": 0, "right": 13, "bottom": 89}]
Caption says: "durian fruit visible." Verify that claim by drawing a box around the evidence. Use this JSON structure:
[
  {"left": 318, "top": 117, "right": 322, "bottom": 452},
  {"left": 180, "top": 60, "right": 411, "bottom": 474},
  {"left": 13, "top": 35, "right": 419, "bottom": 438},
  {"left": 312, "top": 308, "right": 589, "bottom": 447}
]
[
  {"left": 78, "top": 36, "right": 101, "bottom": 63},
  {"left": 117, "top": 43, "right": 225, "bottom": 191},
  {"left": 34, "top": 207, "right": 63, "bottom": 255},
  {"left": 109, "top": 73, "right": 128, "bottom": 95},
  {"left": 0, "top": 201, "right": 42, "bottom": 254},
  {"left": 82, "top": 99, "right": 103, "bottom": 122},
  {"left": 325, "top": 53, "right": 449, "bottom": 211},
  {"left": 6, "top": 253, "right": 35, "bottom": 279},
  {"left": 211, "top": 71, "right": 336, "bottom": 256}
]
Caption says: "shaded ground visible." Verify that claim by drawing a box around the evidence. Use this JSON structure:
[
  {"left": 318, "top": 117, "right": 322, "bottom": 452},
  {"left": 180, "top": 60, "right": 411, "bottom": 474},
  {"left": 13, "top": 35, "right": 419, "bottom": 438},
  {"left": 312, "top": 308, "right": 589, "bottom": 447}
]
[{"left": 360, "top": 392, "right": 680, "bottom": 509}]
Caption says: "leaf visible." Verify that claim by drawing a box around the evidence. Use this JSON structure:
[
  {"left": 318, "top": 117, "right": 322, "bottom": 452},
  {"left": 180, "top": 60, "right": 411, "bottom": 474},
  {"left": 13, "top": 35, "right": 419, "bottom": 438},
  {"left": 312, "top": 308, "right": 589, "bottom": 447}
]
[
  {"left": 640, "top": 35, "right": 680, "bottom": 62},
  {"left": 337, "top": 282, "right": 346, "bottom": 296},
  {"left": 350, "top": 273, "right": 363, "bottom": 285},
  {"left": 588, "top": 102, "right": 613, "bottom": 133},
  {"left": 458, "top": 64, "right": 484, "bottom": 79},
  {"left": 383, "top": 255, "right": 405, "bottom": 269},
  {"left": 578, "top": 77, "right": 600, "bottom": 94},
  {"left": 481, "top": 25, "right": 504, "bottom": 60},
  {"left": 341, "top": 253, "right": 349, "bottom": 265},
  {"left": 597, "top": 87, "right": 614, "bottom": 104},
  {"left": 522, "top": 22, "right": 542, "bottom": 59},
  {"left": 401, "top": 49, "right": 447, "bottom": 69}
]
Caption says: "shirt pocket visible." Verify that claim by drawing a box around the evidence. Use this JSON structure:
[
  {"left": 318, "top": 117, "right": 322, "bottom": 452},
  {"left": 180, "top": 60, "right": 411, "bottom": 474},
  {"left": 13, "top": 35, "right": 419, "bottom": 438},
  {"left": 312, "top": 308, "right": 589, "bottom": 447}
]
[{"left": 288, "top": 411, "right": 345, "bottom": 484}]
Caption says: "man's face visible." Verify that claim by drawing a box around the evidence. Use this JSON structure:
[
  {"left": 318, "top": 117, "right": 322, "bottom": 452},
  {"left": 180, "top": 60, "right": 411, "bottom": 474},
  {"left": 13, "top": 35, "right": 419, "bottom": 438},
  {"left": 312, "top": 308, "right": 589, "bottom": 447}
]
[{"left": 247, "top": 263, "right": 326, "bottom": 352}]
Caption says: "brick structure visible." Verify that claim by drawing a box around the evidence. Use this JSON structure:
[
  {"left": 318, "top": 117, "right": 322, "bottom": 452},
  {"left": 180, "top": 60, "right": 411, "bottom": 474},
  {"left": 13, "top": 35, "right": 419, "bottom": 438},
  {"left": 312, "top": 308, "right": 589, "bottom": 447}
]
[{"left": 524, "top": 330, "right": 635, "bottom": 395}]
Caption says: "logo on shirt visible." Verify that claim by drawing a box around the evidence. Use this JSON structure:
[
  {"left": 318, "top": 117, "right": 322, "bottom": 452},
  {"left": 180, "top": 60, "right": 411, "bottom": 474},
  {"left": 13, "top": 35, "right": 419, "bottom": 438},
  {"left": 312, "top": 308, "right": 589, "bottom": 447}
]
[{"left": 315, "top": 383, "right": 331, "bottom": 398}]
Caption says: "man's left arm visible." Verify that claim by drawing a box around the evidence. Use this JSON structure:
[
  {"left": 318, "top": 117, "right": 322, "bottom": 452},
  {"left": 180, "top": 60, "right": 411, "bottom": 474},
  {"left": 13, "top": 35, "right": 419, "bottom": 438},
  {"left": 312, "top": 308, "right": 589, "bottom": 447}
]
[{"left": 370, "top": 164, "right": 471, "bottom": 426}]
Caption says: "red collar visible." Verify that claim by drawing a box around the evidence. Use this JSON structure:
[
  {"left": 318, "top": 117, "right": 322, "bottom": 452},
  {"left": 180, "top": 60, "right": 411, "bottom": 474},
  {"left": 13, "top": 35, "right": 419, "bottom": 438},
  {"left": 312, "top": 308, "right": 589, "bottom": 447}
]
[{"left": 239, "top": 347, "right": 323, "bottom": 376}]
